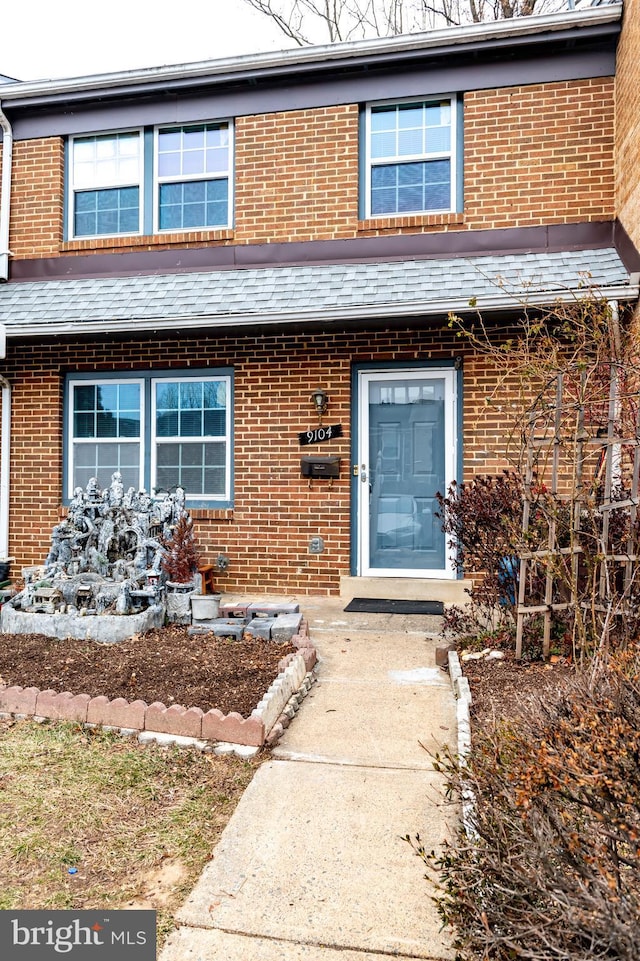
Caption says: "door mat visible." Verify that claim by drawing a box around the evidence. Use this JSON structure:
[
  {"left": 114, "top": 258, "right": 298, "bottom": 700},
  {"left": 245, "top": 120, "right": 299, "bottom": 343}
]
[{"left": 344, "top": 598, "right": 444, "bottom": 615}]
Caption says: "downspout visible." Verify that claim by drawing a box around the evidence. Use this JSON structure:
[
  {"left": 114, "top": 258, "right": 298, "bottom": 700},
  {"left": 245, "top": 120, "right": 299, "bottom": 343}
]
[
  {"left": 0, "top": 100, "right": 13, "bottom": 281},
  {"left": 0, "top": 103, "right": 12, "bottom": 560}
]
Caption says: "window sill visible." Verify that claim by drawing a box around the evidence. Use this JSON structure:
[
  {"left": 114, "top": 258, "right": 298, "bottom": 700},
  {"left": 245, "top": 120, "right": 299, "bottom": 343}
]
[
  {"left": 358, "top": 212, "right": 464, "bottom": 231},
  {"left": 61, "top": 229, "right": 234, "bottom": 252}
]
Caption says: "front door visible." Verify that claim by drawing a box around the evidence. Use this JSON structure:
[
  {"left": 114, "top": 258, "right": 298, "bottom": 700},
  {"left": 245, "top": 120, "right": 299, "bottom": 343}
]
[{"left": 356, "top": 368, "right": 457, "bottom": 577}]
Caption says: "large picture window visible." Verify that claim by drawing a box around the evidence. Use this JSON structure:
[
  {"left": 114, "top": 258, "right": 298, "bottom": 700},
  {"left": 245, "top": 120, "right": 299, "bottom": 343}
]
[
  {"left": 364, "top": 98, "right": 458, "bottom": 218},
  {"left": 67, "top": 372, "right": 232, "bottom": 503}
]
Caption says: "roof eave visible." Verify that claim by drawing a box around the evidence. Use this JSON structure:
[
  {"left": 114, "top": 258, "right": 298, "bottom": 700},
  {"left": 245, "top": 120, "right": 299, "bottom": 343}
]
[
  {"left": 5, "top": 283, "right": 637, "bottom": 339},
  {"left": 0, "top": 4, "right": 622, "bottom": 107}
]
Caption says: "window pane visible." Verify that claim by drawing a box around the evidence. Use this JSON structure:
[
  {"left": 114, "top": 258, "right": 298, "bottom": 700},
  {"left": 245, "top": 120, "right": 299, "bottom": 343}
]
[
  {"left": 159, "top": 130, "right": 181, "bottom": 152},
  {"left": 204, "top": 409, "right": 226, "bottom": 435},
  {"left": 156, "top": 411, "right": 179, "bottom": 437},
  {"left": 74, "top": 412, "right": 95, "bottom": 438},
  {"left": 74, "top": 385, "right": 95, "bottom": 411},
  {"left": 371, "top": 161, "right": 450, "bottom": 214},
  {"left": 203, "top": 381, "right": 226, "bottom": 407},
  {"left": 97, "top": 411, "right": 118, "bottom": 438},
  {"left": 73, "top": 132, "right": 140, "bottom": 189},
  {"left": 426, "top": 125, "right": 450, "bottom": 153},
  {"left": 74, "top": 187, "right": 139, "bottom": 237},
  {"left": 180, "top": 381, "right": 203, "bottom": 408},
  {"left": 159, "top": 179, "right": 228, "bottom": 229},
  {"left": 203, "top": 468, "right": 226, "bottom": 495},
  {"left": 73, "top": 441, "right": 140, "bottom": 492},
  {"left": 397, "top": 128, "right": 424, "bottom": 156},
  {"left": 180, "top": 410, "right": 203, "bottom": 436},
  {"left": 157, "top": 153, "right": 181, "bottom": 178},
  {"left": 183, "top": 150, "right": 205, "bottom": 176},
  {"left": 74, "top": 382, "right": 140, "bottom": 440},
  {"left": 371, "top": 131, "right": 397, "bottom": 160}
]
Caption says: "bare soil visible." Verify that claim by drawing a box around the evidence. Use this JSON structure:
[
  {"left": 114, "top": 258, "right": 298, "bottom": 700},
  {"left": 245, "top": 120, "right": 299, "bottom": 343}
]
[
  {"left": 462, "top": 651, "right": 575, "bottom": 727},
  {"left": 0, "top": 626, "right": 295, "bottom": 717}
]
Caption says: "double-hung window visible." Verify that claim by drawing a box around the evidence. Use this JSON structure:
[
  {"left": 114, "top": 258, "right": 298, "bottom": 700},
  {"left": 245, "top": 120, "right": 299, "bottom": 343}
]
[
  {"left": 70, "top": 131, "right": 143, "bottom": 238},
  {"left": 67, "top": 372, "right": 232, "bottom": 504},
  {"left": 155, "top": 123, "right": 232, "bottom": 231},
  {"left": 69, "top": 379, "right": 143, "bottom": 491},
  {"left": 68, "top": 121, "right": 233, "bottom": 239},
  {"left": 364, "top": 98, "right": 458, "bottom": 217}
]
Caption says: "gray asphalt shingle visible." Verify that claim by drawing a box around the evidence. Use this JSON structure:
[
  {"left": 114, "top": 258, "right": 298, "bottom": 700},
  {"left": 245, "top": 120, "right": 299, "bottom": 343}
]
[{"left": 0, "top": 248, "right": 632, "bottom": 332}]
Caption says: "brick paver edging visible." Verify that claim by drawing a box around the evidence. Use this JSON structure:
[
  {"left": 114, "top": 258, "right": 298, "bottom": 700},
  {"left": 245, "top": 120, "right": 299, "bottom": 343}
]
[{"left": 0, "top": 629, "right": 317, "bottom": 750}]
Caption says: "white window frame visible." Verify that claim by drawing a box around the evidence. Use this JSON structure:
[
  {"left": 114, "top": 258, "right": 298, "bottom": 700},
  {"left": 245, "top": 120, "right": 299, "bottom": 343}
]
[
  {"left": 67, "top": 377, "right": 145, "bottom": 498},
  {"left": 150, "top": 374, "right": 232, "bottom": 503},
  {"left": 152, "top": 121, "right": 234, "bottom": 233},
  {"left": 68, "top": 128, "right": 144, "bottom": 240},
  {"left": 364, "top": 95, "right": 459, "bottom": 219}
]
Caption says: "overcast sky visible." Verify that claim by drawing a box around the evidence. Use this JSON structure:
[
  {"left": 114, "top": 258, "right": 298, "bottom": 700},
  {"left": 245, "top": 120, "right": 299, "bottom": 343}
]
[{"left": 2, "top": 0, "right": 298, "bottom": 82}]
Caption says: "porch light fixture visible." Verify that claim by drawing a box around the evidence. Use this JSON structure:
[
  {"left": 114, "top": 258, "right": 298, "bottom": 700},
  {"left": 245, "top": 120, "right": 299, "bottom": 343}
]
[{"left": 310, "top": 387, "right": 328, "bottom": 421}]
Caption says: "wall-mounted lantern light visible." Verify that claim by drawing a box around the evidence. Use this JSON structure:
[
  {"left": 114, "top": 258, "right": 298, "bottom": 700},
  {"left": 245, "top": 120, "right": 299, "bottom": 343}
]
[{"left": 310, "top": 387, "right": 328, "bottom": 422}]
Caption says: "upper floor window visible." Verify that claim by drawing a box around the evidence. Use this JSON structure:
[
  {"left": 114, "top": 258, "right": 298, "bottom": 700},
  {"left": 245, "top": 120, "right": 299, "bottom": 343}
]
[
  {"left": 364, "top": 98, "right": 458, "bottom": 218},
  {"left": 71, "top": 131, "right": 142, "bottom": 237},
  {"left": 68, "top": 121, "right": 233, "bottom": 240},
  {"left": 155, "top": 124, "right": 231, "bottom": 231}
]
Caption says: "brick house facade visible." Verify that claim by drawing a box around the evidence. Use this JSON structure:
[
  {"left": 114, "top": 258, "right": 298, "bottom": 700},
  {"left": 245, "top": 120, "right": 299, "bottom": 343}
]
[{"left": 0, "top": 3, "right": 638, "bottom": 597}]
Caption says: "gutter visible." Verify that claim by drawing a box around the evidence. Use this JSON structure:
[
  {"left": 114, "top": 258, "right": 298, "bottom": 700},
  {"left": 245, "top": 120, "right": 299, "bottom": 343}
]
[
  {"left": 1, "top": 283, "right": 638, "bottom": 339},
  {"left": 0, "top": 101, "right": 13, "bottom": 282},
  {"left": 0, "top": 5, "right": 622, "bottom": 106}
]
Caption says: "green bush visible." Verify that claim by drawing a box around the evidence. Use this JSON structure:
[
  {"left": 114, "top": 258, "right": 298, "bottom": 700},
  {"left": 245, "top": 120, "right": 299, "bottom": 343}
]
[{"left": 414, "top": 649, "right": 640, "bottom": 960}]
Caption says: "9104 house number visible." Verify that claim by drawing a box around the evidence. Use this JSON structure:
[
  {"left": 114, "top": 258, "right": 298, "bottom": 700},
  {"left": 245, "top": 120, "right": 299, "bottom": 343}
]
[{"left": 299, "top": 424, "right": 343, "bottom": 446}]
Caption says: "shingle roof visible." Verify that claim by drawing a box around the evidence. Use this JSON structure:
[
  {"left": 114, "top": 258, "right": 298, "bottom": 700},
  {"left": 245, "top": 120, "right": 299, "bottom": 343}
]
[{"left": 0, "top": 248, "right": 635, "bottom": 339}]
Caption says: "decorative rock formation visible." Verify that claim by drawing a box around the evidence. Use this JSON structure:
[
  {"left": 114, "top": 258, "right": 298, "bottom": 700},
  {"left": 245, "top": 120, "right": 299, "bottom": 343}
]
[{"left": 4, "top": 475, "right": 194, "bottom": 632}]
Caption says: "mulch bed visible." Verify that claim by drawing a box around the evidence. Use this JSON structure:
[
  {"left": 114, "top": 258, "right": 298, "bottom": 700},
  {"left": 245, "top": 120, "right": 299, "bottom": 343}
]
[
  {"left": 0, "top": 626, "right": 295, "bottom": 718},
  {"left": 462, "top": 651, "right": 575, "bottom": 727}
]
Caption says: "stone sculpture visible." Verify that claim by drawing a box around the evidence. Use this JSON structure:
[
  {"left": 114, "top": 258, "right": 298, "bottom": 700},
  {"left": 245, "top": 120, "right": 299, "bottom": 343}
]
[{"left": 12, "top": 474, "right": 190, "bottom": 617}]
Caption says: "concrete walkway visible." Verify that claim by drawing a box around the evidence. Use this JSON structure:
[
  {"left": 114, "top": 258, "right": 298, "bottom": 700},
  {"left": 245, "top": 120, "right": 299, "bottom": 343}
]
[{"left": 160, "top": 596, "right": 457, "bottom": 961}]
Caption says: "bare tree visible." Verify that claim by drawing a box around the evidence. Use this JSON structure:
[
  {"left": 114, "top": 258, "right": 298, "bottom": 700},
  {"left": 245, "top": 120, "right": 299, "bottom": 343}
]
[{"left": 241, "top": 0, "right": 565, "bottom": 45}]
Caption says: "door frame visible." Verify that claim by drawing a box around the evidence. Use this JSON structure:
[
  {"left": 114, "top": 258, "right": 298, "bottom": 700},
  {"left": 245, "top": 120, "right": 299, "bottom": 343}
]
[{"left": 351, "top": 361, "right": 462, "bottom": 579}]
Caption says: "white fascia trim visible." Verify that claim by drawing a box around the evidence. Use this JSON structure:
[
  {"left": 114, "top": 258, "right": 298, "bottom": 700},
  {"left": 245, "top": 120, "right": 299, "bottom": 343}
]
[
  {"left": 5, "top": 283, "right": 638, "bottom": 339},
  {"left": 0, "top": 5, "right": 622, "bottom": 100}
]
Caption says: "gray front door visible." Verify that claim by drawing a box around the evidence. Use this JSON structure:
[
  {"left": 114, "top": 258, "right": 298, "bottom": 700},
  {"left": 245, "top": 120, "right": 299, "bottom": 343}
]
[{"left": 357, "top": 369, "right": 457, "bottom": 577}]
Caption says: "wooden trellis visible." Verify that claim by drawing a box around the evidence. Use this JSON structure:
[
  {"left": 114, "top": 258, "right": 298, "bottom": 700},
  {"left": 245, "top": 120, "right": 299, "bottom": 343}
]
[{"left": 515, "top": 364, "right": 640, "bottom": 659}]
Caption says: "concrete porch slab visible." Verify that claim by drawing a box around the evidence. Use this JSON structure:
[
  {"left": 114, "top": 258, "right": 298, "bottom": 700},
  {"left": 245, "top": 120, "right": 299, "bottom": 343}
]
[{"left": 340, "top": 575, "right": 471, "bottom": 606}]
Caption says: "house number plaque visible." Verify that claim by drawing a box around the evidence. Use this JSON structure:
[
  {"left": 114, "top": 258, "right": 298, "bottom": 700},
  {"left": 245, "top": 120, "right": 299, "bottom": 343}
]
[{"left": 299, "top": 424, "right": 343, "bottom": 446}]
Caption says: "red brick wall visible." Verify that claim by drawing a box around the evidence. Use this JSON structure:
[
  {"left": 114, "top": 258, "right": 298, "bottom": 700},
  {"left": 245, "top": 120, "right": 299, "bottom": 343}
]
[
  {"left": 7, "top": 76, "right": 615, "bottom": 260},
  {"left": 2, "top": 328, "right": 516, "bottom": 594},
  {"left": 616, "top": 0, "right": 640, "bottom": 249},
  {"left": 463, "top": 79, "right": 615, "bottom": 230}
]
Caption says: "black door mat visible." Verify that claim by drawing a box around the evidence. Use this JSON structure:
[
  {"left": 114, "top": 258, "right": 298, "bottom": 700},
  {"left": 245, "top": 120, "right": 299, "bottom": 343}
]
[{"left": 344, "top": 598, "right": 444, "bottom": 615}]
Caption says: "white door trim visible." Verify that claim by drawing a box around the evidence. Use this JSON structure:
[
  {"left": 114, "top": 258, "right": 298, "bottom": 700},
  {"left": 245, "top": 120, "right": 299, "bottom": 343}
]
[{"left": 356, "top": 366, "right": 457, "bottom": 579}]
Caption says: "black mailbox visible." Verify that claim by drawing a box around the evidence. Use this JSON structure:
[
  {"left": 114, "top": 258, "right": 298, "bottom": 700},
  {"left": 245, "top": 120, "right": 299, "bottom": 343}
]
[{"left": 301, "top": 455, "right": 340, "bottom": 479}]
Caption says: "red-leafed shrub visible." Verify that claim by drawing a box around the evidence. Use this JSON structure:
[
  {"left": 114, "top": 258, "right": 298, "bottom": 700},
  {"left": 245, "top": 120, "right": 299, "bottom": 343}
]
[
  {"left": 161, "top": 514, "right": 200, "bottom": 584},
  {"left": 413, "top": 648, "right": 640, "bottom": 960}
]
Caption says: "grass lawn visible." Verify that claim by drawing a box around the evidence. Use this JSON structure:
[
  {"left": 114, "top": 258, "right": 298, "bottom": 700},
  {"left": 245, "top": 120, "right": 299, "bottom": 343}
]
[{"left": 0, "top": 717, "right": 259, "bottom": 947}]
